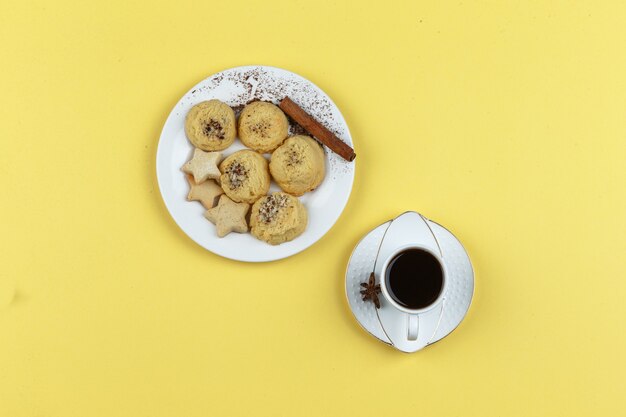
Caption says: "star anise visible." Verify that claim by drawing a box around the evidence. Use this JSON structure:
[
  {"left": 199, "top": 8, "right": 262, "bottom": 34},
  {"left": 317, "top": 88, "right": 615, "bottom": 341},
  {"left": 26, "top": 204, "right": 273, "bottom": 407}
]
[{"left": 360, "top": 272, "right": 381, "bottom": 309}]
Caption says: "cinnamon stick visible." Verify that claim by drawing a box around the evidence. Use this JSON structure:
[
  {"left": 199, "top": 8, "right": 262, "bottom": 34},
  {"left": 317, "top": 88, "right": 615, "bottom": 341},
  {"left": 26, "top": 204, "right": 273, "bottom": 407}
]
[{"left": 279, "top": 97, "right": 356, "bottom": 162}]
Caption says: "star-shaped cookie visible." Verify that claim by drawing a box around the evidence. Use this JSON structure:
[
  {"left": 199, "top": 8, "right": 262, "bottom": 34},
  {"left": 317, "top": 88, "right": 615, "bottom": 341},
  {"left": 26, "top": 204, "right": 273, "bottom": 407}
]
[
  {"left": 204, "top": 195, "right": 250, "bottom": 237},
  {"left": 186, "top": 175, "right": 224, "bottom": 209},
  {"left": 181, "top": 148, "right": 222, "bottom": 183}
]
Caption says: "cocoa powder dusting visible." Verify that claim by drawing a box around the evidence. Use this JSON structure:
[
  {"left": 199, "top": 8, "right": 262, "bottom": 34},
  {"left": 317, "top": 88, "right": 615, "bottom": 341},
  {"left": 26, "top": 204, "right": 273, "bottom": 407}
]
[
  {"left": 232, "top": 104, "right": 245, "bottom": 118},
  {"left": 286, "top": 148, "right": 301, "bottom": 167},
  {"left": 203, "top": 119, "right": 225, "bottom": 140},
  {"left": 287, "top": 116, "right": 308, "bottom": 136}
]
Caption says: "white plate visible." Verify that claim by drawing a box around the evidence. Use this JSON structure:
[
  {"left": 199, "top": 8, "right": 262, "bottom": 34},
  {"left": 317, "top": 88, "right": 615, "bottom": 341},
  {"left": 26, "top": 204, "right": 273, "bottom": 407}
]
[{"left": 156, "top": 66, "right": 355, "bottom": 262}]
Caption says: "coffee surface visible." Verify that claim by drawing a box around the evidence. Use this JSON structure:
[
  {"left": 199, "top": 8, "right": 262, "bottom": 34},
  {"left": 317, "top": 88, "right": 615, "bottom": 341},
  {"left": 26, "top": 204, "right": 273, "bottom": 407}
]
[{"left": 385, "top": 249, "right": 444, "bottom": 310}]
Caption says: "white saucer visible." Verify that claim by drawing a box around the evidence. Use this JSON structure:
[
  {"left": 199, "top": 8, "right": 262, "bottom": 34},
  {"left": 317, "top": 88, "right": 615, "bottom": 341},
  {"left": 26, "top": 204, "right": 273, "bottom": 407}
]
[{"left": 345, "top": 212, "right": 474, "bottom": 352}]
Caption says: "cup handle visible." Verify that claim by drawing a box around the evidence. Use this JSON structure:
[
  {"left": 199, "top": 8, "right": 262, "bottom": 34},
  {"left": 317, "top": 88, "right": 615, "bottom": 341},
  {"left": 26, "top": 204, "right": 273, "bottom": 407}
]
[{"left": 407, "top": 314, "right": 419, "bottom": 341}]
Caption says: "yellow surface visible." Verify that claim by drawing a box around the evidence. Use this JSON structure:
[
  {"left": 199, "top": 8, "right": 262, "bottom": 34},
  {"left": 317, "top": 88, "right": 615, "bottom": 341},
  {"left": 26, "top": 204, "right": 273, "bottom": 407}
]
[{"left": 1, "top": 1, "right": 625, "bottom": 416}]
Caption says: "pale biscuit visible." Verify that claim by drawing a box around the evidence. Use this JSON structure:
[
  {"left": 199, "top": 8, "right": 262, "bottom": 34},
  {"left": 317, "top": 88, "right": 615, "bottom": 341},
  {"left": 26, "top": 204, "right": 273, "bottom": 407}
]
[
  {"left": 185, "top": 100, "right": 236, "bottom": 151},
  {"left": 269, "top": 135, "right": 325, "bottom": 196},
  {"left": 219, "top": 150, "right": 270, "bottom": 204},
  {"left": 186, "top": 175, "right": 223, "bottom": 209},
  {"left": 181, "top": 148, "right": 222, "bottom": 184},
  {"left": 204, "top": 195, "right": 250, "bottom": 237},
  {"left": 238, "top": 101, "right": 288, "bottom": 153},
  {"left": 250, "top": 192, "right": 307, "bottom": 245}
]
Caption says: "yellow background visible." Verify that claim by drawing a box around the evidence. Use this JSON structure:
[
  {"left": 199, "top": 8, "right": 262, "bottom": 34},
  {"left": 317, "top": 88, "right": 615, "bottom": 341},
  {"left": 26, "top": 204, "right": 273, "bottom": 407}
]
[{"left": 1, "top": 1, "right": 625, "bottom": 416}]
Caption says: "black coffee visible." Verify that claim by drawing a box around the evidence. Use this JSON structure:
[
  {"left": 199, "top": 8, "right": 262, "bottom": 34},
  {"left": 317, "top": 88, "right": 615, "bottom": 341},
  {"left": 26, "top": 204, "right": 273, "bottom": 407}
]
[{"left": 385, "top": 249, "right": 444, "bottom": 310}]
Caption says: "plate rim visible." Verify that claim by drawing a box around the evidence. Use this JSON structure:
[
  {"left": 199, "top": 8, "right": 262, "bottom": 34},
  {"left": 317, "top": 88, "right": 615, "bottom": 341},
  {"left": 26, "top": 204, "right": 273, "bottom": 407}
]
[{"left": 156, "top": 65, "right": 356, "bottom": 262}]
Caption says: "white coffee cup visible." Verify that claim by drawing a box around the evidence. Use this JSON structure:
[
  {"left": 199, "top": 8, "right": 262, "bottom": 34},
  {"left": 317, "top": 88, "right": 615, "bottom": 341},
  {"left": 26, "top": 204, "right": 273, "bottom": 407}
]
[{"left": 379, "top": 244, "right": 447, "bottom": 341}]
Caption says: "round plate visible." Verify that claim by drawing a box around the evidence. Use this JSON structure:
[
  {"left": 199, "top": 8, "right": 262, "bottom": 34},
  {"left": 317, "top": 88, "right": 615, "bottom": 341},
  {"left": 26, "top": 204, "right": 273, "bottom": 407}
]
[
  {"left": 156, "top": 66, "right": 355, "bottom": 262},
  {"left": 345, "top": 212, "right": 474, "bottom": 352}
]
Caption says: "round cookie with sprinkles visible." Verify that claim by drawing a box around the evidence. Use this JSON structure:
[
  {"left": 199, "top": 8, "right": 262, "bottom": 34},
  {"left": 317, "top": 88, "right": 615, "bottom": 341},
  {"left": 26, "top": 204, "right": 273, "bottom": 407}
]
[
  {"left": 250, "top": 192, "right": 308, "bottom": 245},
  {"left": 219, "top": 150, "right": 270, "bottom": 204},
  {"left": 185, "top": 100, "right": 236, "bottom": 151},
  {"left": 238, "top": 101, "right": 289, "bottom": 153},
  {"left": 270, "top": 135, "right": 325, "bottom": 196}
]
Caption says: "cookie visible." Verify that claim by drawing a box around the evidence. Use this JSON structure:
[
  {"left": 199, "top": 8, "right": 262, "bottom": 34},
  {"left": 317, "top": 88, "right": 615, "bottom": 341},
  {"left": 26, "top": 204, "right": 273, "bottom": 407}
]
[
  {"left": 238, "top": 101, "right": 289, "bottom": 153},
  {"left": 250, "top": 192, "right": 308, "bottom": 245},
  {"left": 219, "top": 150, "right": 270, "bottom": 204},
  {"left": 181, "top": 148, "right": 222, "bottom": 184},
  {"left": 186, "top": 175, "right": 223, "bottom": 209},
  {"left": 269, "top": 135, "right": 326, "bottom": 196},
  {"left": 185, "top": 100, "right": 236, "bottom": 151},
  {"left": 204, "top": 195, "right": 250, "bottom": 237}
]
